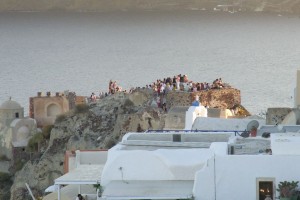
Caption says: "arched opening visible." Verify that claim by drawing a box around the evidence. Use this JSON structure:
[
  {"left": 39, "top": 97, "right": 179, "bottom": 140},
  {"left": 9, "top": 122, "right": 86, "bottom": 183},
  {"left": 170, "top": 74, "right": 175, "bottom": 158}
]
[{"left": 47, "top": 104, "right": 61, "bottom": 117}]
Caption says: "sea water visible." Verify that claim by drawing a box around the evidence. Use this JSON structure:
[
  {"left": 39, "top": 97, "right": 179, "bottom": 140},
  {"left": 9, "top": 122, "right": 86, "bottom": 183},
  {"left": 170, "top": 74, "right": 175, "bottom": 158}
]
[{"left": 0, "top": 11, "right": 300, "bottom": 115}]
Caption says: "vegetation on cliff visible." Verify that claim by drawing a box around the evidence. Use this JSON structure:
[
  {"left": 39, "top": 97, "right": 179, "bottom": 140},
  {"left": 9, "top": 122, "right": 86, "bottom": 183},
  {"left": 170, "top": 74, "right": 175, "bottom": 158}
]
[{"left": 0, "top": 172, "right": 12, "bottom": 199}]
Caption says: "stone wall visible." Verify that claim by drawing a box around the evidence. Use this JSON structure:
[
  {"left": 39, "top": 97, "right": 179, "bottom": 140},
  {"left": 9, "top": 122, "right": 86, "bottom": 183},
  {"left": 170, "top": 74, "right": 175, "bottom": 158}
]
[
  {"left": 166, "top": 91, "right": 193, "bottom": 109},
  {"left": 30, "top": 93, "right": 70, "bottom": 128},
  {"left": 166, "top": 88, "right": 241, "bottom": 111},
  {"left": 164, "top": 106, "right": 189, "bottom": 130}
]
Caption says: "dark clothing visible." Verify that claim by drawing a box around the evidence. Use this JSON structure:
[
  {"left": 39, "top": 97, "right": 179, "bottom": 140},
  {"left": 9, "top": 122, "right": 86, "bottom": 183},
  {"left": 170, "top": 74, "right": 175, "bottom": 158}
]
[{"left": 180, "top": 76, "right": 184, "bottom": 83}]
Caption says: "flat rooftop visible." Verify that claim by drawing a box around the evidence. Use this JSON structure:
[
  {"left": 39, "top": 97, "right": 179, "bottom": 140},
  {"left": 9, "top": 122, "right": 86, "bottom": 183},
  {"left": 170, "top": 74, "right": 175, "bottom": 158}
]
[
  {"left": 119, "top": 132, "right": 272, "bottom": 155},
  {"left": 119, "top": 132, "right": 234, "bottom": 150}
]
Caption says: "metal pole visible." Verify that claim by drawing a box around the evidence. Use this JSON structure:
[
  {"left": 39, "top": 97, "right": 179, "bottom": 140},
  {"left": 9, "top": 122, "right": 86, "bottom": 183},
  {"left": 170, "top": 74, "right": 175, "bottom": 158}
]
[{"left": 57, "top": 185, "right": 61, "bottom": 200}]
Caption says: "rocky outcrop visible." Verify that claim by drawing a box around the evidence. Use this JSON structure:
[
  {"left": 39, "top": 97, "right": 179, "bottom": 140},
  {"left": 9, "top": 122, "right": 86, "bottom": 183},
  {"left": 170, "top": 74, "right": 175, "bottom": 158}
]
[
  {"left": 166, "top": 88, "right": 241, "bottom": 110},
  {"left": 10, "top": 89, "right": 166, "bottom": 200},
  {"left": 9, "top": 88, "right": 245, "bottom": 199},
  {"left": 266, "top": 107, "right": 293, "bottom": 125}
]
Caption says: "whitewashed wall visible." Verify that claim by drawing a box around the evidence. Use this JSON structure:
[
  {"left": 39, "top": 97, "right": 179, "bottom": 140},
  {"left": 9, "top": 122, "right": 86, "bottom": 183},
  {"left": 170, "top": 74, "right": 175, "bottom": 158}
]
[
  {"left": 196, "top": 155, "right": 300, "bottom": 200},
  {"left": 101, "top": 148, "right": 212, "bottom": 186},
  {"left": 185, "top": 106, "right": 207, "bottom": 130},
  {"left": 193, "top": 156, "right": 215, "bottom": 200}
]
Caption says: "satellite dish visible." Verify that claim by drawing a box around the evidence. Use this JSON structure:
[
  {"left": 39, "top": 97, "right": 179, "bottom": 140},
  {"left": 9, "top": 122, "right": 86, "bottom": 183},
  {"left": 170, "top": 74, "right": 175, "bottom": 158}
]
[{"left": 246, "top": 120, "right": 259, "bottom": 131}]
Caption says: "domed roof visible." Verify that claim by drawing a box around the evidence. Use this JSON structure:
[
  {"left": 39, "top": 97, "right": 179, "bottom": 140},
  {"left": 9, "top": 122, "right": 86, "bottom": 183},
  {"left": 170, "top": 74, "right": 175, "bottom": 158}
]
[{"left": 0, "top": 98, "right": 22, "bottom": 110}]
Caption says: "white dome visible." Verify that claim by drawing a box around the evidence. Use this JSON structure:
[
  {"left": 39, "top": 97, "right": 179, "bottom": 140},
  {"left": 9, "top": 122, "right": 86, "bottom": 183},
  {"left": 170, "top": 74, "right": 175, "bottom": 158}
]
[{"left": 0, "top": 99, "right": 22, "bottom": 110}]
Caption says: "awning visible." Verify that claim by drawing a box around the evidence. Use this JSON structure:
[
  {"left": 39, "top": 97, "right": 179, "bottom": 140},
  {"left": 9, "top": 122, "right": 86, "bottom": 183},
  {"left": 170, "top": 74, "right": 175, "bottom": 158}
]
[
  {"left": 45, "top": 184, "right": 60, "bottom": 192},
  {"left": 102, "top": 180, "right": 194, "bottom": 199},
  {"left": 43, "top": 185, "right": 96, "bottom": 200},
  {"left": 55, "top": 164, "right": 104, "bottom": 185}
]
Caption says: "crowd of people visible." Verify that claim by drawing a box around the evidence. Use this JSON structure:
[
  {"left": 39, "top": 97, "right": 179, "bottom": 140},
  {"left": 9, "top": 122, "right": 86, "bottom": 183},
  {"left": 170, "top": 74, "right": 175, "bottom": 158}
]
[
  {"left": 108, "top": 80, "right": 123, "bottom": 94},
  {"left": 144, "top": 75, "right": 230, "bottom": 111},
  {"left": 145, "top": 74, "right": 229, "bottom": 94},
  {"left": 88, "top": 75, "right": 230, "bottom": 108}
]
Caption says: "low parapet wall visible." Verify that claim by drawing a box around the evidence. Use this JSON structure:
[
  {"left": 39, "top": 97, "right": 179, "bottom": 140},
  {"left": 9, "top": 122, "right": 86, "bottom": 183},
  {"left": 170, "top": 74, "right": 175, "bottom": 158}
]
[{"left": 164, "top": 106, "right": 189, "bottom": 130}]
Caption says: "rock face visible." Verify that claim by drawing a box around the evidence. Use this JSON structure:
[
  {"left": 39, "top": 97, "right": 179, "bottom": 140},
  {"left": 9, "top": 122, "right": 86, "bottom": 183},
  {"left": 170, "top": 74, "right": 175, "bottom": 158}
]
[
  {"left": 10, "top": 89, "right": 166, "bottom": 200},
  {"left": 166, "top": 88, "right": 241, "bottom": 110},
  {"left": 164, "top": 106, "right": 189, "bottom": 130},
  {"left": 266, "top": 107, "right": 293, "bottom": 125},
  {"left": 9, "top": 88, "right": 244, "bottom": 200}
]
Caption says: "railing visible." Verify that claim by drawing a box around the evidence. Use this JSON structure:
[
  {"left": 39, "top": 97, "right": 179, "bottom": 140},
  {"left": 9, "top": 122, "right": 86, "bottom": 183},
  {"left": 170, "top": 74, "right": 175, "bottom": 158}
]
[{"left": 145, "top": 129, "right": 249, "bottom": 137}]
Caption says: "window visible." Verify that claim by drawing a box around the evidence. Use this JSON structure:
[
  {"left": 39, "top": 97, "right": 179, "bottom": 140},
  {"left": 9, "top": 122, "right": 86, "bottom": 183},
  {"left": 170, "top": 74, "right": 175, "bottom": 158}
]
[
  {"left": 15, "top": 112, "right": 19, "bottom": 118},
  {"left": 173, "top": 134, "right": 181, "bottom": 142},
  {"left": 256, "top": 178, "right": 275, "bottom": 200}
]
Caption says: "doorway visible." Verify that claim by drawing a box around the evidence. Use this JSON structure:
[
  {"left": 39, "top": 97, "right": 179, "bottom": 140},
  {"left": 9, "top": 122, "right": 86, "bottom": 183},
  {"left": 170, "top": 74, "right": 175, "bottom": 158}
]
[{"left": 256, "top": 178, "right": 275, "bottom": 200}]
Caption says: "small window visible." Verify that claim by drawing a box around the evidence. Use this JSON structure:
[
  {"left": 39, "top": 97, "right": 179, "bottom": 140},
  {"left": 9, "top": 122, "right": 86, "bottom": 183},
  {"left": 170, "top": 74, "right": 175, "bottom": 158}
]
[
  {"left": 173, "top": 134, "right": 181, "bottom": 142},
  {"left": 256, "top": 178, "right": 275, "bottom": 200},
  {"left": 15, "top": 113, "right": 19, "bottom": 118}
]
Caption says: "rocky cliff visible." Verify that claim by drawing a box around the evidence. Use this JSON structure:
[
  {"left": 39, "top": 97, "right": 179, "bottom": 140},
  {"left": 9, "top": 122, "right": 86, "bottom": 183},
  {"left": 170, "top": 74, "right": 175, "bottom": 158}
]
[
  {"left": 10, "top": 89, "right": 166, "bottom": 200},
  {"left": 0, "top": 0, "right": 300, "bottom": 13},
  {"left": 166, "top": 88, "right": 241, "bottom": 110},
  {"left": 9, "top": 88, "right": 245, "bottom": 200}
]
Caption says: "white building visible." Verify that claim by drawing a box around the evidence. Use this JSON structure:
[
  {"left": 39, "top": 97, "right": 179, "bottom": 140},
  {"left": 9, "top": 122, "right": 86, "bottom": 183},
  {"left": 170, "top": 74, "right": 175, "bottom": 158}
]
[
  {"left": 52, "top": 104, "right": 299, "bottom": 200},
  {"left": 49, "top": 150, "right": 107, "bottom": 200},
  {"left": 0, "top": 98, "right": 37, "bottom": 160},
  {"left": 99, "top": 131, "right": 300, "bottom": 200},
  {"left": 98, "top": 107, "right": 294, "bottom": 200}
]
